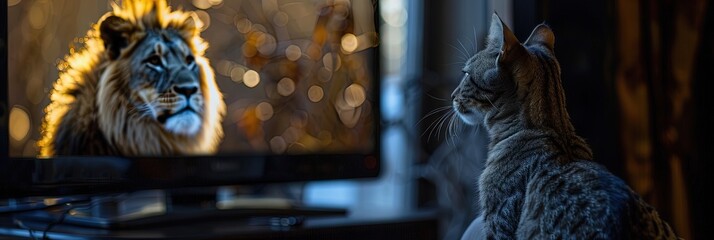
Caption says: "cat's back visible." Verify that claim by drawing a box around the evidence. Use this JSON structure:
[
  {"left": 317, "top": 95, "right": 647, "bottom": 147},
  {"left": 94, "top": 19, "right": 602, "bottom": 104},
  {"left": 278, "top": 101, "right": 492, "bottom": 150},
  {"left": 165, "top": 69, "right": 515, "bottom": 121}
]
[
  {"left": 521, "top": 160, "right": 678, "bottom": 239},
  {"left": 519, "top": 160, "right": 632, "bottom": 239}
]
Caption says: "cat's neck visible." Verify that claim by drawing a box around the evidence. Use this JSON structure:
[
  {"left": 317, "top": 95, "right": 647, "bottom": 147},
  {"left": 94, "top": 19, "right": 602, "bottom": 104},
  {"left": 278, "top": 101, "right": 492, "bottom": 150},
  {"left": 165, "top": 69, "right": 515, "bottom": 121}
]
[
  {"left": 484, "top": 107, "right": 522, "bottom": 148},
  {"left": 484, "top": 107, "right": 593, "bottom": 162}
]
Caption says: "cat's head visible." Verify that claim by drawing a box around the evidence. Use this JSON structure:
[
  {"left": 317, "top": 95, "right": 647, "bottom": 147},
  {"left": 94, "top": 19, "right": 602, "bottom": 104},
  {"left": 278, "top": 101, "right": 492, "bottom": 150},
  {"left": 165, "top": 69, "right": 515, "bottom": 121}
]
[{"left": 452, "top": 13, "right": 557, "bottom": 126}]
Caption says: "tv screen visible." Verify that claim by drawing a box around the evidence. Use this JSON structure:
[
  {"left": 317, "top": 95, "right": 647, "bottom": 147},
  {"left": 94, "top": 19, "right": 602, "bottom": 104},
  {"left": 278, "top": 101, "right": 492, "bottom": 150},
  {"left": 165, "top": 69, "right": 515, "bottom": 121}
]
[{"left": 2, "top": 0, "right": 380, "bottom": 196}]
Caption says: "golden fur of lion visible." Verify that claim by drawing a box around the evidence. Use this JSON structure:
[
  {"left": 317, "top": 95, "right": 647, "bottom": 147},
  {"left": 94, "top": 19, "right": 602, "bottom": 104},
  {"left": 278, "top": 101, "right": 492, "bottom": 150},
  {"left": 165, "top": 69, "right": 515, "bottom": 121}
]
[{"left": 38, "top": 0, "right": 225, "bottom": 156}]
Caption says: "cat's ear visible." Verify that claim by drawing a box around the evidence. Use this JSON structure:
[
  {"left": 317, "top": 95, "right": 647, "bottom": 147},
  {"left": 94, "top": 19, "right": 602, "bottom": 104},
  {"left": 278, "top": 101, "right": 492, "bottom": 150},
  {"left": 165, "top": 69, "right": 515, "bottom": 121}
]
[
  {"left": 524, "top": 24, "right": 555, "bottom": 50},
  {"left": 488, "top": 13, "right": 523, "bottom": 64},
  {"left": 99, "top": 14, "right": 133, "bottom": 60}
]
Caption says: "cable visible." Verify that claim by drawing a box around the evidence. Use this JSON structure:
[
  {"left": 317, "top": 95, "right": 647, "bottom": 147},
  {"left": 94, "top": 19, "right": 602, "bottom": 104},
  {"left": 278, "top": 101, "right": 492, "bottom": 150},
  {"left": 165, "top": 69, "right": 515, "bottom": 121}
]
[
  {"left": 13, "top": 219, "right": 39, "bottom": 240},
  {"left": 40, "top": 205, "right": 73, "bottom": 240},
  {"left": 9, "top": 199, "right": 94, "bottom": 240},
  {"left": 0, "top": 196, "right": 91, "bottom": 215}
]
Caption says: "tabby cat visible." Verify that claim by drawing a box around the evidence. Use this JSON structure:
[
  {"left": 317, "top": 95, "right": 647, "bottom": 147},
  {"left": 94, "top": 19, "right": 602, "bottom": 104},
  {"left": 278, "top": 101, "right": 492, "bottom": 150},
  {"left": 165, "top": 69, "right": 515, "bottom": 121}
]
[{"left": 453, "top": 13, "right": 679, "bottom": 239}]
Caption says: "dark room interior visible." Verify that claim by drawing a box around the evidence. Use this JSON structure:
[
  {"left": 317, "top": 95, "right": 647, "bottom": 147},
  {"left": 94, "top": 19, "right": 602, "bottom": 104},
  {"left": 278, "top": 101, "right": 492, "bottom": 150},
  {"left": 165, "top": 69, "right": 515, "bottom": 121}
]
[{"left": 2, "top": 0, "right": 713, "bottom": 239}]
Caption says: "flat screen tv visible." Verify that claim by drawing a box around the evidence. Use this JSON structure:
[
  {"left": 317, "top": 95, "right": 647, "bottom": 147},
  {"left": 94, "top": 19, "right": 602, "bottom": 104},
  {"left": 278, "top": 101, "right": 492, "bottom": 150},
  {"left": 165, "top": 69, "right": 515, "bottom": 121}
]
[{"left": 1, "top": 0, "right": 380, "bottom": 198}]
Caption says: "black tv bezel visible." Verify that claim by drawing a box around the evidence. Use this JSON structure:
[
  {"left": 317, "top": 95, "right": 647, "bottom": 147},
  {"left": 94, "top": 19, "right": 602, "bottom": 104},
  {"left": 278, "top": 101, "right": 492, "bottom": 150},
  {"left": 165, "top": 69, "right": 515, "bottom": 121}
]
[
  {"left": 0, "top": 154, "right": 380, "bottom": 198},
  {"left": 1, "top": 1, "right": 382, "bottom": 198}
]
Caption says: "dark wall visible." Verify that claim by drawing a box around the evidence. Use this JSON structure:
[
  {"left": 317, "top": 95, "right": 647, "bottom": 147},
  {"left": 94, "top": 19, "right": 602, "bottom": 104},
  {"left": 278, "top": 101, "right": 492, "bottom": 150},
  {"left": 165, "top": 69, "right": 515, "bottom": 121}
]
[
  {"left": 689, "top": 2, "right": 714, "bottom": 239},
  {"left": 514, "top": 0, "right": 621, "bottom": 177}
]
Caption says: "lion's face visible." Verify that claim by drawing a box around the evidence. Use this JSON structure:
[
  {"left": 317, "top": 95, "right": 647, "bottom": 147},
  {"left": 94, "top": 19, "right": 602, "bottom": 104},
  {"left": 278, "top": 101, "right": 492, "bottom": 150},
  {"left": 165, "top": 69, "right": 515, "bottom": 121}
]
[
  {"left": 129, "top": 32, "right": 204, "bottom": 136},
  {"left": 85, "top": 2, "right": 225, "bottom": 155},
  {"left": 39, "top": 0, "right": 224, "bottom": 156}
]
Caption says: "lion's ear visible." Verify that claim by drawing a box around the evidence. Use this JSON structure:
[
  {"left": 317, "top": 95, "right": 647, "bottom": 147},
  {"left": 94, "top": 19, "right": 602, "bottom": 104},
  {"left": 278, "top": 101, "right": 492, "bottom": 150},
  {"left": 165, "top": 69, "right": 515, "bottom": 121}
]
[
  {"left": 181, "top": 13, "right": 201, "bottom": 36},
  {"left": 184, "top": 14, "right": 197, "bottom": 31},
  {"left": 100, "top": 15, "right": 133, "bottom": 60}
]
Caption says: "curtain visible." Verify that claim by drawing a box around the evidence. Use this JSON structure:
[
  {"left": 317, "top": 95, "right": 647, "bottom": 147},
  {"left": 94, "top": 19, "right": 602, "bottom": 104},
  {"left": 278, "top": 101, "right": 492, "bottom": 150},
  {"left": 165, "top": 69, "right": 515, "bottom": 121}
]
[{"left": 616, "top": 0, "right": 713, "bottom": 239}]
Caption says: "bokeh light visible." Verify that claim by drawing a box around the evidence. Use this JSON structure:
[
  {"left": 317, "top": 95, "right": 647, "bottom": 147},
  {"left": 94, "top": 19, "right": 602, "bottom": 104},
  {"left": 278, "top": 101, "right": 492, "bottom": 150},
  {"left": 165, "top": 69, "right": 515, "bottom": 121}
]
[
  {"left": 251, "top": 24, "right": 267, "bottom": 32},
  {"left": 282, "top": 126, "right": 301, "bottom": 143},
  {"left": 216, "top": 60, "right": 234, "bottom": 77},
  {"left": 255, "top": 102, "right": 274, "bottom": 121},
  {"left": 337, "top": 105, "right": 362, "bottom": 128},
  {"left": 308, "top": 86, "right": 325, "bottom": 102},
  {"left": 230, "top": 67, "right": 246, "bottom": 83},
  {"left": 273, "top": 11, "right": 289, "bottom": 27},
  {"left": 291, "top": 111, "right": 308, "bottom": 127},
  {"left": 256, "top": 33, "right": 277, "bottom": 56},
  {"left": 341, "top": 33, "right": 359, "bottom": 53},
  {"left": 241, "top": 42, "right": 258, "bottom": 57},
  {"left": 243, "top": 70, "right": 260, "bottom": 88},
  {"left": 269, "top": 136, "right": 287, "bottom": 153},
  {"left": 344, "top": 83, "right": 366, "bottom": 107},
  {"left": 194, "top": 10, "right": 211, "bottom": 31},
  {"left": 277, "top": 77, "right": 296, "bottom": 96},
  {"left": 207, "top": 0, "right": 223, "bottom": 6},
  {"left": 9, "top": 106, "right": 31, "bottom": 142},
  {"left": 322, "top": 53, "right": 342, "bottom": 71},
  {"left": 192, "top": 0, "right": 212, "bottom": 9},
  {"left": 29, "top": 0, "right": 50, "bottom": 29},
  {"left": 285, "top": 45, "right": 302, "bottom": 61},
  {"left": 235, "top": 18, "right": 252, "bottom": 33}
]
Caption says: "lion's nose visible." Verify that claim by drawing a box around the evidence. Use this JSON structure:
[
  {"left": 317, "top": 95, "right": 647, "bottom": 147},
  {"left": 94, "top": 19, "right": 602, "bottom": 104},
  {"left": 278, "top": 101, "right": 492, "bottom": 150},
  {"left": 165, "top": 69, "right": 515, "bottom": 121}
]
[{"left": 173, "top": 84, "right": 199, "bottom": 97}]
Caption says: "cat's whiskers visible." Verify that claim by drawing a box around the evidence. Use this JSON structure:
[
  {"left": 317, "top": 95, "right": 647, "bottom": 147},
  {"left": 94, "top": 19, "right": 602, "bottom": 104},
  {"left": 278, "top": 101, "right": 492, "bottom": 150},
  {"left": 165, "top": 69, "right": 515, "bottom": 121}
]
[
  {"left": 473, "top": 120, "right": 481, "bottom": 137},
  {"left": 429, "top": 110, "right": 451, "bottom": 142},
  {"left": 446, "top": 111, "right": 459, "bottom": 147},
  {"left": 422, "top": 114, "right": 442, "bottom": 142},
  {"left": 423, "top": 107, "right": 453, "bottom": 143},
  {"left": 457, "top": 39, "right": 471, "bottom": 58},
  {"left": 484, "top": 95, "right": 501, "bottom": 113},
  {"left": 445, "top": 62, "right": 468, "bottom": 66},
  {"left": 418, "top": 104, "right": 468, "bottom": 147},
  {"left": 421, "top": 107, "right": 450, "bottom": 139},
  {"left": 417, "top": 106, "right": 452, "bottom": 127},
  {"left": 448, "top": 44, "right": 470, "bottom": 63},
  {"left": 452, "top": 113, "right": 463, "bottom": 139},
  {"left": 436, "top": 110, "right": 453, "bottom": 142},
  {"left": 426, "top": 93, "right": 450, "bottom": 102}
]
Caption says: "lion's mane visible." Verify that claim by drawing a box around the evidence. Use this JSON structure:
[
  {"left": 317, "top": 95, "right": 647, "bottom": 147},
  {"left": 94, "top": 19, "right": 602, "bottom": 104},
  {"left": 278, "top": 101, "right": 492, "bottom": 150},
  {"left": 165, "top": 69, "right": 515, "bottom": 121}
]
[{"left": 39, "top": 0, "right": 225, "bottom": 156}]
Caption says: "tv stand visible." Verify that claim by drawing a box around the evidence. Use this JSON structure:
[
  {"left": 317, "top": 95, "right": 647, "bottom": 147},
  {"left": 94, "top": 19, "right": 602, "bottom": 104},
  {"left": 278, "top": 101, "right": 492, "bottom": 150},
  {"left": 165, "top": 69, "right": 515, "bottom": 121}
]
[
  {"left": 2, "top": 193, "right": 438, "bottom": 239},
  {"left": 12, "top": 189, "right": 347, "bottom": 229}
]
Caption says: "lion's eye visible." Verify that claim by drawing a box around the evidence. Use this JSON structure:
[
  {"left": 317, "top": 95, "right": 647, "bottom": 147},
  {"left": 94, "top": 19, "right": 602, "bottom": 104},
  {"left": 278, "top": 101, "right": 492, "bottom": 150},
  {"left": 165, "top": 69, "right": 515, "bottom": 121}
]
[
  {"left": 186, "top": 55, "right": 195, "bottom": 65},
  {"left": 146, "top": 55, "right": 162, "bottom": 66}
]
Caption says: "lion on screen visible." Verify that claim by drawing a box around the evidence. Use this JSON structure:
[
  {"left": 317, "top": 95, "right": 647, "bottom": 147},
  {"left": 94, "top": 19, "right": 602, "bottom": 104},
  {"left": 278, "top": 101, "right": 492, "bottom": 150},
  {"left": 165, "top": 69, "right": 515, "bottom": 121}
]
[{"left": 39, "top": 0, "right": 225, "bottom": 156}]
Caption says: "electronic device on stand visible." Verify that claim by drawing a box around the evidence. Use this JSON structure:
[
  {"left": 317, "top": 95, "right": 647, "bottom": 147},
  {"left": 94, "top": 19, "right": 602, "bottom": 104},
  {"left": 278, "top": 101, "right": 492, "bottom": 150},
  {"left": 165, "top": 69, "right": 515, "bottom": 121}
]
[{"left": 1, "top": 0, "right": 389, "bottom": 238}]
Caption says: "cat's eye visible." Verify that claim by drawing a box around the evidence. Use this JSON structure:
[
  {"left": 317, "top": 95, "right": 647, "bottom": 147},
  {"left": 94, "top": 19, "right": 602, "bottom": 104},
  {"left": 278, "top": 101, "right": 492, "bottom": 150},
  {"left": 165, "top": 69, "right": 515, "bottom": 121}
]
[
  {"left": 146, "top": 55, "right": 162, "bottom": 66},
  {"left": 186, "top": 55, "right": 195, "bottom": 65}
]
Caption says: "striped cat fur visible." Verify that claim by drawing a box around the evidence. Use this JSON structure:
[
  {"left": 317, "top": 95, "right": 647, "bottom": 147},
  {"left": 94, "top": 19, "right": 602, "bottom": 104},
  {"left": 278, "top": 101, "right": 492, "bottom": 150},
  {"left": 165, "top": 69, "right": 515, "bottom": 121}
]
[{"left": 453, "top": 13, "right": 679, "bottom": 240}]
